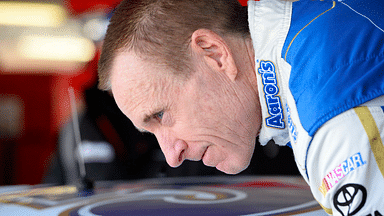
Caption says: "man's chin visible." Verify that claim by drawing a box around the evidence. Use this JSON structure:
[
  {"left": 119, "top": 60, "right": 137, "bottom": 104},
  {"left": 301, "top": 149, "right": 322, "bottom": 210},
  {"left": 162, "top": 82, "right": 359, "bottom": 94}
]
[{"left": 215, "top": 162, "right": 247, "bottom": 175}]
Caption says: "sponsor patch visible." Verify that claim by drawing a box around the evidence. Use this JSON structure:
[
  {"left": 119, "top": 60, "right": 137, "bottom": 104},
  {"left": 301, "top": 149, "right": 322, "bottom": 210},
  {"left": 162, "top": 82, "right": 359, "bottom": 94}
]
[
  {"left": 258, "top": 60, "right": 285, "bottom": 129},
  {"left": 319, "top": 152, "right": 366, "bottom": 197},
  {"left": 333, "top": 184, "right": 367, "bottom": 216}
]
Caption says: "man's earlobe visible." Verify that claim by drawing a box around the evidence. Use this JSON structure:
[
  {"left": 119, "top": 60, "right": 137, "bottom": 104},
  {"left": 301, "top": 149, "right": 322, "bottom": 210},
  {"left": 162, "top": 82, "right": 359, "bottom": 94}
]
[{"left": 191, "top": 29, "right": 238, "bottom": 81}]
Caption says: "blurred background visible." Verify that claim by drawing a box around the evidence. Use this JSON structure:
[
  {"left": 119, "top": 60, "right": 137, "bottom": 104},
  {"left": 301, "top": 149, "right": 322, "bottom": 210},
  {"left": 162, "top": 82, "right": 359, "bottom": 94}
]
[{"left": 0, "top": 0, "right": 299, "bottom": 186}]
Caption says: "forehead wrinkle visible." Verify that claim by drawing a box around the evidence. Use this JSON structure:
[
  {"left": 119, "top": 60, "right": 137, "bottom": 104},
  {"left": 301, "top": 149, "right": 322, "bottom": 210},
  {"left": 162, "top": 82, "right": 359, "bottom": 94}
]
[
  {"left": 111, "top": 50, "right": 179, "bottom": 127},
  {"left": 110, "top": 56, "right": 151, "bottom": 125},
  {"left": 126, "top": 80, "right": 156, "bottom": 121},
  {"left": 126, "top": 68, "right": 174, "bottom": 125}
]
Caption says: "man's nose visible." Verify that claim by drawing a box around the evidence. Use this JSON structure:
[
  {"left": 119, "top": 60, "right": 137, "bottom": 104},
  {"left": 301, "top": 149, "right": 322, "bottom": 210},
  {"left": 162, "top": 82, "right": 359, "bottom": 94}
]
[{"left": 155, "top": 132, "right": 187, "bottom": 168}]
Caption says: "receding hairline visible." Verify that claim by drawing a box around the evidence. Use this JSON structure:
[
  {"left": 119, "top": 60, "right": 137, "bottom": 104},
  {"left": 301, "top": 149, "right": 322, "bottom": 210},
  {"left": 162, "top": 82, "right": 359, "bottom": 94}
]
[
  {"left": 100, "top": 40, "right": 195, "bottom": 91},
  {"left": 109, "top": 47, "right": 189, "bottom": 90}
]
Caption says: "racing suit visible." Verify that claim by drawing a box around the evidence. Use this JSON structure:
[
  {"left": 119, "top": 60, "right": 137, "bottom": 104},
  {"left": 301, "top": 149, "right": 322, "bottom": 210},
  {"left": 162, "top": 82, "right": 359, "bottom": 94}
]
[{"left": 248, "top": 0, "right": 384, "bottom": 214}]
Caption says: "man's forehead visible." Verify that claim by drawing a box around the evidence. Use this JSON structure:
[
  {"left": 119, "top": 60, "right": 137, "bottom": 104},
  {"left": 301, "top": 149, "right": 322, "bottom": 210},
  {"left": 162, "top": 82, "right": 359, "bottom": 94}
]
[
  {"left": 112, "top": 51, "right": 147, "bottom": 81},
  {"left": 111, "top": 51, "right": 173, "bottom": 85},
  {"left": 111, "top": 52, "right": 157, "bottom": 93},
  {"left": 110, "top": 51, "right": 173, "bottom": 126}
]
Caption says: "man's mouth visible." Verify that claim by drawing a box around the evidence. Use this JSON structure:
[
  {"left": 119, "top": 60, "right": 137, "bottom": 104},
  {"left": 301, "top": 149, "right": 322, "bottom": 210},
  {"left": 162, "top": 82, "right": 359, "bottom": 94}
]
[
  {"left": 202, "top": 146, "right": 216, "bottom": 167},
  {"left": 201, "top": 147, "right": 208, "bottom": 161}
]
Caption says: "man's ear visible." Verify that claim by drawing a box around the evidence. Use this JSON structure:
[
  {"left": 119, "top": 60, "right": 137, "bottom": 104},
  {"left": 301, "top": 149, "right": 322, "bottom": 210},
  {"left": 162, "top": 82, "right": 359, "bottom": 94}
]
[{"left": 190, "top": 29, "right": 238, "bottom": 81}]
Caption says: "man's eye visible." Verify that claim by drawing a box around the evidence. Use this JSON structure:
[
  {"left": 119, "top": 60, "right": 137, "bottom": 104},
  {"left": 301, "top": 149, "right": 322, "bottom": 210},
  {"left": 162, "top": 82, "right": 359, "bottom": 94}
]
[{"left": 155, "top": 111, "right": 164, "bottom": 121}]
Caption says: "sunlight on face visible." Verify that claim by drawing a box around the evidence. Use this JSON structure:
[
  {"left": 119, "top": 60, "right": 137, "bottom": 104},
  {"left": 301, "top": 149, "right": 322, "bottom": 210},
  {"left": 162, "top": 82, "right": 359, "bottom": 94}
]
[{"left": 110, "top": 51, "right": 261, "bottom": 174}]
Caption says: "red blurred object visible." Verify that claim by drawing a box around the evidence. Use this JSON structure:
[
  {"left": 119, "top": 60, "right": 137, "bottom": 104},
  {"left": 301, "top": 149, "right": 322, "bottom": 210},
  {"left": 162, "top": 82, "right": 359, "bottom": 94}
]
[
  {"left": 65, "top": 0, "right": 121, "bottom": 15},
  {"left": 0, "top": 52, "right": 98, "bottom": 185},
  {"left": 238, "top": 0, "right": 248, "bottom": 6}
]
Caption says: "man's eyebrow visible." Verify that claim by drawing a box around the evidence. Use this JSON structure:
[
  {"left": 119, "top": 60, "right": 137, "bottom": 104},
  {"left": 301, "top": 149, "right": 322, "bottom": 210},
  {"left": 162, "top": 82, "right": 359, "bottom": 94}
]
[
  {"left": 143, "top": 108, "right": 164, "bottom": 123},
  {"left": 136, "top": 112, "right": 157, "bottom": 133},
  {"left": 143, "top": 114, "right": 152, "bottom": 123}
]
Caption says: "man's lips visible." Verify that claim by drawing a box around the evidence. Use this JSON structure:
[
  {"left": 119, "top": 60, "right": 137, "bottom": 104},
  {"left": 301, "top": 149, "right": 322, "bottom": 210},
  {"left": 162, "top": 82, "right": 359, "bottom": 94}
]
[
  {"left": 202, "top": 146, "right": 217, "bottom": 167},
  {"left": 201, "top": 147, "right": 208, "bottom": 161}
]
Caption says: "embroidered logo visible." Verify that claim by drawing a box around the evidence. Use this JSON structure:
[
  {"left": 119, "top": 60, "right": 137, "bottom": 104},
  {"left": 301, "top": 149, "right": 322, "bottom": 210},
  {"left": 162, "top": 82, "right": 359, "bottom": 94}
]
[
  {"left": 334, "top": 184, "right": 367, "bottom": 216},
  {"left": 319, "top": 152, "right": 367, "bottom": 197},
  {"left": 286, "top": 103, "right": 298, "bottom": 144},
  {"left": 258, "top": 60, "right": 285, "bottom": 129}
]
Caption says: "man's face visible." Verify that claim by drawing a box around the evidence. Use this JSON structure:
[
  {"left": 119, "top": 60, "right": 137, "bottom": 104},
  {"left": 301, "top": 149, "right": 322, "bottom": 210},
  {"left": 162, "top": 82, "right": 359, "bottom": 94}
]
[{"left": 111, "top": 51, "right": 261, "bottom": 174}]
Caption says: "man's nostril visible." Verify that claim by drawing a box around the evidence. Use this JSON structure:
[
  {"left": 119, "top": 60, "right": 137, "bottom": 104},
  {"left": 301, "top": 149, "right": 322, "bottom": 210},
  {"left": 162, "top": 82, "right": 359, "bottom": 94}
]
[{"left": 179, "top": 149, "right": 185, "bottom": 163}]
